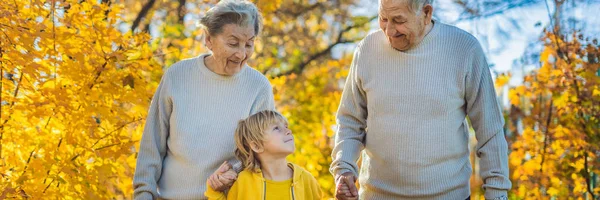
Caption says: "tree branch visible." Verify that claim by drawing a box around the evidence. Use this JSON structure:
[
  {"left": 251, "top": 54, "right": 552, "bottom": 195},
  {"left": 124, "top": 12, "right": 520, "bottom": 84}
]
[
  {"left": 539, "top": 99, "right": 553, "bottom": 186},
  {"left": 0, "top": 71, "right": 23, "bottom": 152},
  {"left": 274, "top": 2, "right": 323, "bottom": 18},
  {"left": 131, "top": 0, "right": 157, "bottom": 32},
  {"left": 90, "top": 118, "right": 141, "bottom": 149},
  {"left": 89, "top": 62, "right": 108, "bottom": 90},
  {"left": 453, "top": 0, "right": 541, "bottom": 23},
  {"left": 583, "top": 152, "right": 596, "bottom": 199},
  {"left": 274, "top": 16, "right": 377, "bottom": 77},
  {"left": 14, "top": 148, "right": 38, "bottom": 194},
  {"left": 177, "top": 0, "right": 186, "bottom": 24}
]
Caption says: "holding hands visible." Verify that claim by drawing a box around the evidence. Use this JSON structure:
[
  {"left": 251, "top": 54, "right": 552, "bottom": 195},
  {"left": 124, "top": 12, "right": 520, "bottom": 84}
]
[
  {"left": 335, "top": 172, "right": 358, "bottom": 200},
  {"left": 207, "top": 161, "right": 237, "bottom": 191}
]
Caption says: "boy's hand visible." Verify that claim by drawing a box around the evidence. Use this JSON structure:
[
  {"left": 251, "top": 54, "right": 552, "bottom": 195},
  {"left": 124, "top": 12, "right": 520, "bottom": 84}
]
[
  {"left": 335, "top": 172, "right": 358, "bottom": 200},
  {"left": 208, "top": 161, "right": 237, "bottom": 191}
]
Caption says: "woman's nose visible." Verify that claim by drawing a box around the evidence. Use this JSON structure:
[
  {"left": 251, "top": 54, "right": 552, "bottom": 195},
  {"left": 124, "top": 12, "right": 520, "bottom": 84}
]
[{"left": 233, "top": 47, "right": 246, "bottom": 60}]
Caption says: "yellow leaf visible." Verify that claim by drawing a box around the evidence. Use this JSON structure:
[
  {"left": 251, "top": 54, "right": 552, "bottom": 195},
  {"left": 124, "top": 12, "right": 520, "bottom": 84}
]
[
  {"left": 547, "top": 187, "right": 559, "bottom": 196},
  {"left": 593, "top": 88, "right": 600, "bottom": 97},
  {"left": 42, "top": 80, "right": 55, "bottom": 89},
  {"left": 495, "top": 74, "right": 510, "bottom": 88}
]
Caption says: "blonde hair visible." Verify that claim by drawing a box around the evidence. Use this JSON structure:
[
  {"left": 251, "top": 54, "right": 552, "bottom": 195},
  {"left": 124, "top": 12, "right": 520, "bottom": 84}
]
[{"left": 234, "top": 110, "right": 288, "bottom": 172}]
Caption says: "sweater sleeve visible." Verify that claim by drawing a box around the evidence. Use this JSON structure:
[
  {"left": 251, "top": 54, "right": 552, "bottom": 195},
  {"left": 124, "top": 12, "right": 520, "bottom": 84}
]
[
  {"left": 250, "top": 83, "right": 276, "bottom": 114},
  {"left": 464, "top": 44, "right": 512, "bottom": 199},
  {"left": 330, "top": 45, "right": 367, "bottom": 178},
  {"left": 133, "top": 70, "right": 173, "bottom": 200}
]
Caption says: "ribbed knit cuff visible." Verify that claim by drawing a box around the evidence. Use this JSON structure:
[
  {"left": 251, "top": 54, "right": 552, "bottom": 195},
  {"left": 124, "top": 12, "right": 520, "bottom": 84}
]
[
  {"left": 484, "top": 188, "right": 507, "bottom": 199},
  {"left": 134, "top": 191, "right": 154, "bottom": 200}
]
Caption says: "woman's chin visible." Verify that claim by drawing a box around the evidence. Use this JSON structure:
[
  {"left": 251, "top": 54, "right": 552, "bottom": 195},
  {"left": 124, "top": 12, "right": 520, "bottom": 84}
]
[{"left": 225, "top": 66, "right": 243, "bottom": 75}]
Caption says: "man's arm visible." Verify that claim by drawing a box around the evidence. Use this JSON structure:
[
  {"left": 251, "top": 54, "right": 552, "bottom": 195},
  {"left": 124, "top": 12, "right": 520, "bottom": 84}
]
[
  {"left": 330, "top": 45, "right": 368, "bottom": 180},
  {"left": 465, "top": 43, "right": 512, "bottom": 199}
]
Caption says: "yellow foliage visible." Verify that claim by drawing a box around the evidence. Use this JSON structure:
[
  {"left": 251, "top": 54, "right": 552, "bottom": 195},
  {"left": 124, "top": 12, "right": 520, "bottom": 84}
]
[
  {"left": 1, "top": 0, "right": 160, "bottom": 198},
  {"left": 2, "top": 0, "right": 371, "bottom": 198},
  {"left": 507, "top": 31, "right": 600, "bottom": 199}
]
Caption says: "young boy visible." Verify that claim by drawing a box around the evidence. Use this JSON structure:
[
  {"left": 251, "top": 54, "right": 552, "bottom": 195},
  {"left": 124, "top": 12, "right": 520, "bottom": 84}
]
[{"left": 205, "top": 110, "right": 322, "bottom": 199}]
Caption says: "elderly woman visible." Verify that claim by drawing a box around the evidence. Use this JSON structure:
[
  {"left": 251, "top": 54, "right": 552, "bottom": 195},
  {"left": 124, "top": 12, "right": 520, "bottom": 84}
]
[{"left": 133, "top": 1, "right": 274, "bottom": 199}]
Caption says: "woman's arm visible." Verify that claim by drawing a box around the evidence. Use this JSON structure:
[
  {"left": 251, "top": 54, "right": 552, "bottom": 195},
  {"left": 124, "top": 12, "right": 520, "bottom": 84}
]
[
  {"left": 133, "top": 71, "right": 173, "bottom": 200},
  {"left": 249, "top": 84, "right": 275, "bottom": 114}
]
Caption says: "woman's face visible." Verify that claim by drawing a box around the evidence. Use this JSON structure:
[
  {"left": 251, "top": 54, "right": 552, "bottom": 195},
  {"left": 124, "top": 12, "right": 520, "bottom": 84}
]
[{"left": 206, "top": 24, "right": 256, "bottom": 76}]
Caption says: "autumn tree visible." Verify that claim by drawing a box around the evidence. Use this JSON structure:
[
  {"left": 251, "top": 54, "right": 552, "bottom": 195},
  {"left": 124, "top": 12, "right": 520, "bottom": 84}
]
[
  {"left": 0, "top": 0, "right": 160, "bottom": 198},
  {"left": 497, "top": 30, "right": 599, "bottom": 199},
  {"left": 2, "top": 0, "right": 373, "bottom": 198}
]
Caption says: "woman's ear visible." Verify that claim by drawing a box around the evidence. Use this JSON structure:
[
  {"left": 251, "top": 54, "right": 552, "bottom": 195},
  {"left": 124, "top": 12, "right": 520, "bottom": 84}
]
[
  {"left": 250, "top": 142, "right": 263, "bottom": 153},
  {"left": 204, "top": 31, "right": 213, "bottom": 51}
]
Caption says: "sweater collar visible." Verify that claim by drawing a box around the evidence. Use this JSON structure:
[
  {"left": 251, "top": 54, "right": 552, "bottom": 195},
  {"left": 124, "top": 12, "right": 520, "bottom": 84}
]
[{"left": 252, "top": 163, "right": 303, "bottom": 185}]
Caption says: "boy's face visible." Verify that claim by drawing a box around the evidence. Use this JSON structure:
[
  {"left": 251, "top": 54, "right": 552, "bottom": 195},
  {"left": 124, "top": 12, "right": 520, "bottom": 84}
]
[{"left": 261, "top": 121, "right": 295, "bottom": 157}]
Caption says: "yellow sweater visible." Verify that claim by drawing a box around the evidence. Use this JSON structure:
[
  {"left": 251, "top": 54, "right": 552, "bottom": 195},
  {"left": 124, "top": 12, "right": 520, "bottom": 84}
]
[{"left": 205, "top": 163, "right": 322, "bottom": 200}]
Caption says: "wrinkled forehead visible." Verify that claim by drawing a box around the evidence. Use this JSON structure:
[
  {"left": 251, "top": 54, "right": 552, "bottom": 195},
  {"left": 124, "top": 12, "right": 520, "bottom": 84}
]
[
  {"left": 221, "top": 24, "right": 256, "bottom": 41},
  {"left": 379, "top": 0, "right": 412, "bottom": 16}
]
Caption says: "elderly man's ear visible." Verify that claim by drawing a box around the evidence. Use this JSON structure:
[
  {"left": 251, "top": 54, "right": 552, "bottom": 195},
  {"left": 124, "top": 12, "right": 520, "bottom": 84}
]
[{"left": 422, "top": 4, "right": 433, "bottom": 24}]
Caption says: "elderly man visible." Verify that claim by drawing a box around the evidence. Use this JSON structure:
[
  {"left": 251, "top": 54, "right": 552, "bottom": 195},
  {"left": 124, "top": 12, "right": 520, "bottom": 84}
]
[{"left": 330, "top": 0, "right": 511, "bottom": 200}]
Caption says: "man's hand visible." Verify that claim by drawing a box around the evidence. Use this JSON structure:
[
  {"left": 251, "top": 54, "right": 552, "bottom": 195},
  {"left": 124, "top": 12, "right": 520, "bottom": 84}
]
[
  {"left": 335, "top": 172, "right": 358, "bottom": 200},
  {"left": 207, "top": 161, "right": 237, "bottom": 191}
]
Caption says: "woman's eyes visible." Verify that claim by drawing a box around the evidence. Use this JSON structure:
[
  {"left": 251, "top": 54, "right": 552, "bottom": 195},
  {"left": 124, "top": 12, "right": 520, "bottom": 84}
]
[{"left": 227, "top": 43, "right": 253, "bottom": 48}]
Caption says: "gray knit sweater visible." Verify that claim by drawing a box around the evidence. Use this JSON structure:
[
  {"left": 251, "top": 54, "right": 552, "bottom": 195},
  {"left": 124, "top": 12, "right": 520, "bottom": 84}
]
[
  {"left": 330, "top": 20, "right": 511, "bottom": 200},
  {"left": 133, "top": 54, "right": 275, "bottom": 199}
]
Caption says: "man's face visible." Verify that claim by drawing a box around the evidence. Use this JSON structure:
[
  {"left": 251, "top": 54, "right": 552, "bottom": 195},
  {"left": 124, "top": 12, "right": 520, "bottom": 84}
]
[{"left": 379, "top": 0, "right": 432, "bottom": 51}]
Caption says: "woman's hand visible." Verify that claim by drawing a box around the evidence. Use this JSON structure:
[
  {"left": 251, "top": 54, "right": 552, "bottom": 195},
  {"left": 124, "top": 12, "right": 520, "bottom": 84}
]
[{"left": 208, "top": 161, "right": 238, "bottom": 191}]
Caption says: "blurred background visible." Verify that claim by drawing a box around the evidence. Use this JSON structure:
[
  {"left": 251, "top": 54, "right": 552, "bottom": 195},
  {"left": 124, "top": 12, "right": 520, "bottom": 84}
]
[{"left": 1, "top": 0, "right": 599, "bottom": 199}]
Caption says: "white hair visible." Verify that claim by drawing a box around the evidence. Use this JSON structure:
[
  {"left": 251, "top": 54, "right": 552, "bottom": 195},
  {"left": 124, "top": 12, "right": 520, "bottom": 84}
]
[
  {"left": 200, "top": 0, "right": 263, "bottom": 36},
  {"left": 379, "top": 0, "right": 434, "bottom": 15},
  {"left": 412, "top": 0, "right": 433, "bottom": 15}
]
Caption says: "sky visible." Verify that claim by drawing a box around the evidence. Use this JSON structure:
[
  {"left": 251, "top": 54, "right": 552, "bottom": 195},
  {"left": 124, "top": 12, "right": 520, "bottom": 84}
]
[
  {"left": 337, "top": 0, "right": 600, "bottom": 107},
  {"left": 345, "top": 0, "right": 600, "bottom": 84}
]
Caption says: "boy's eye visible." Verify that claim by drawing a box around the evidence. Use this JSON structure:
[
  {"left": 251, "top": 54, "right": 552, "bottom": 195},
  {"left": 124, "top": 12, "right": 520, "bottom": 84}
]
[{"left": 274, "top": 126, "right": 279, "bottom": 131}]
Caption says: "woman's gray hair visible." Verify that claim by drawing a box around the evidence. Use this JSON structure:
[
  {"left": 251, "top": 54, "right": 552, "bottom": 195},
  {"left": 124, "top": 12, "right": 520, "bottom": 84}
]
[{"left": 200, "top": 0, "right": 263, "bottom": 36}]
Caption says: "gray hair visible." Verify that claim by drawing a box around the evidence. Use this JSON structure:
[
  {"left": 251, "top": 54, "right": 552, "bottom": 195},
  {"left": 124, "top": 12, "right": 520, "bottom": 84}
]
[
  {"left": 380, "top": 0, "right": 434, "bottom": 15},
  {"left": 200, "top": 0, "right": 263, "bottom": 36},
  {"left": 412, "top": 0, "right": 433, "bottom": 15}
]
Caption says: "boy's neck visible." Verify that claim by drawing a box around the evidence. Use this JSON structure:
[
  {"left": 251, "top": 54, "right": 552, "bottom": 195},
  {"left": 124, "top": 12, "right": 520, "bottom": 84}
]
[{"left": 259, "top": 156, "right": 293, "bottom": 181}]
